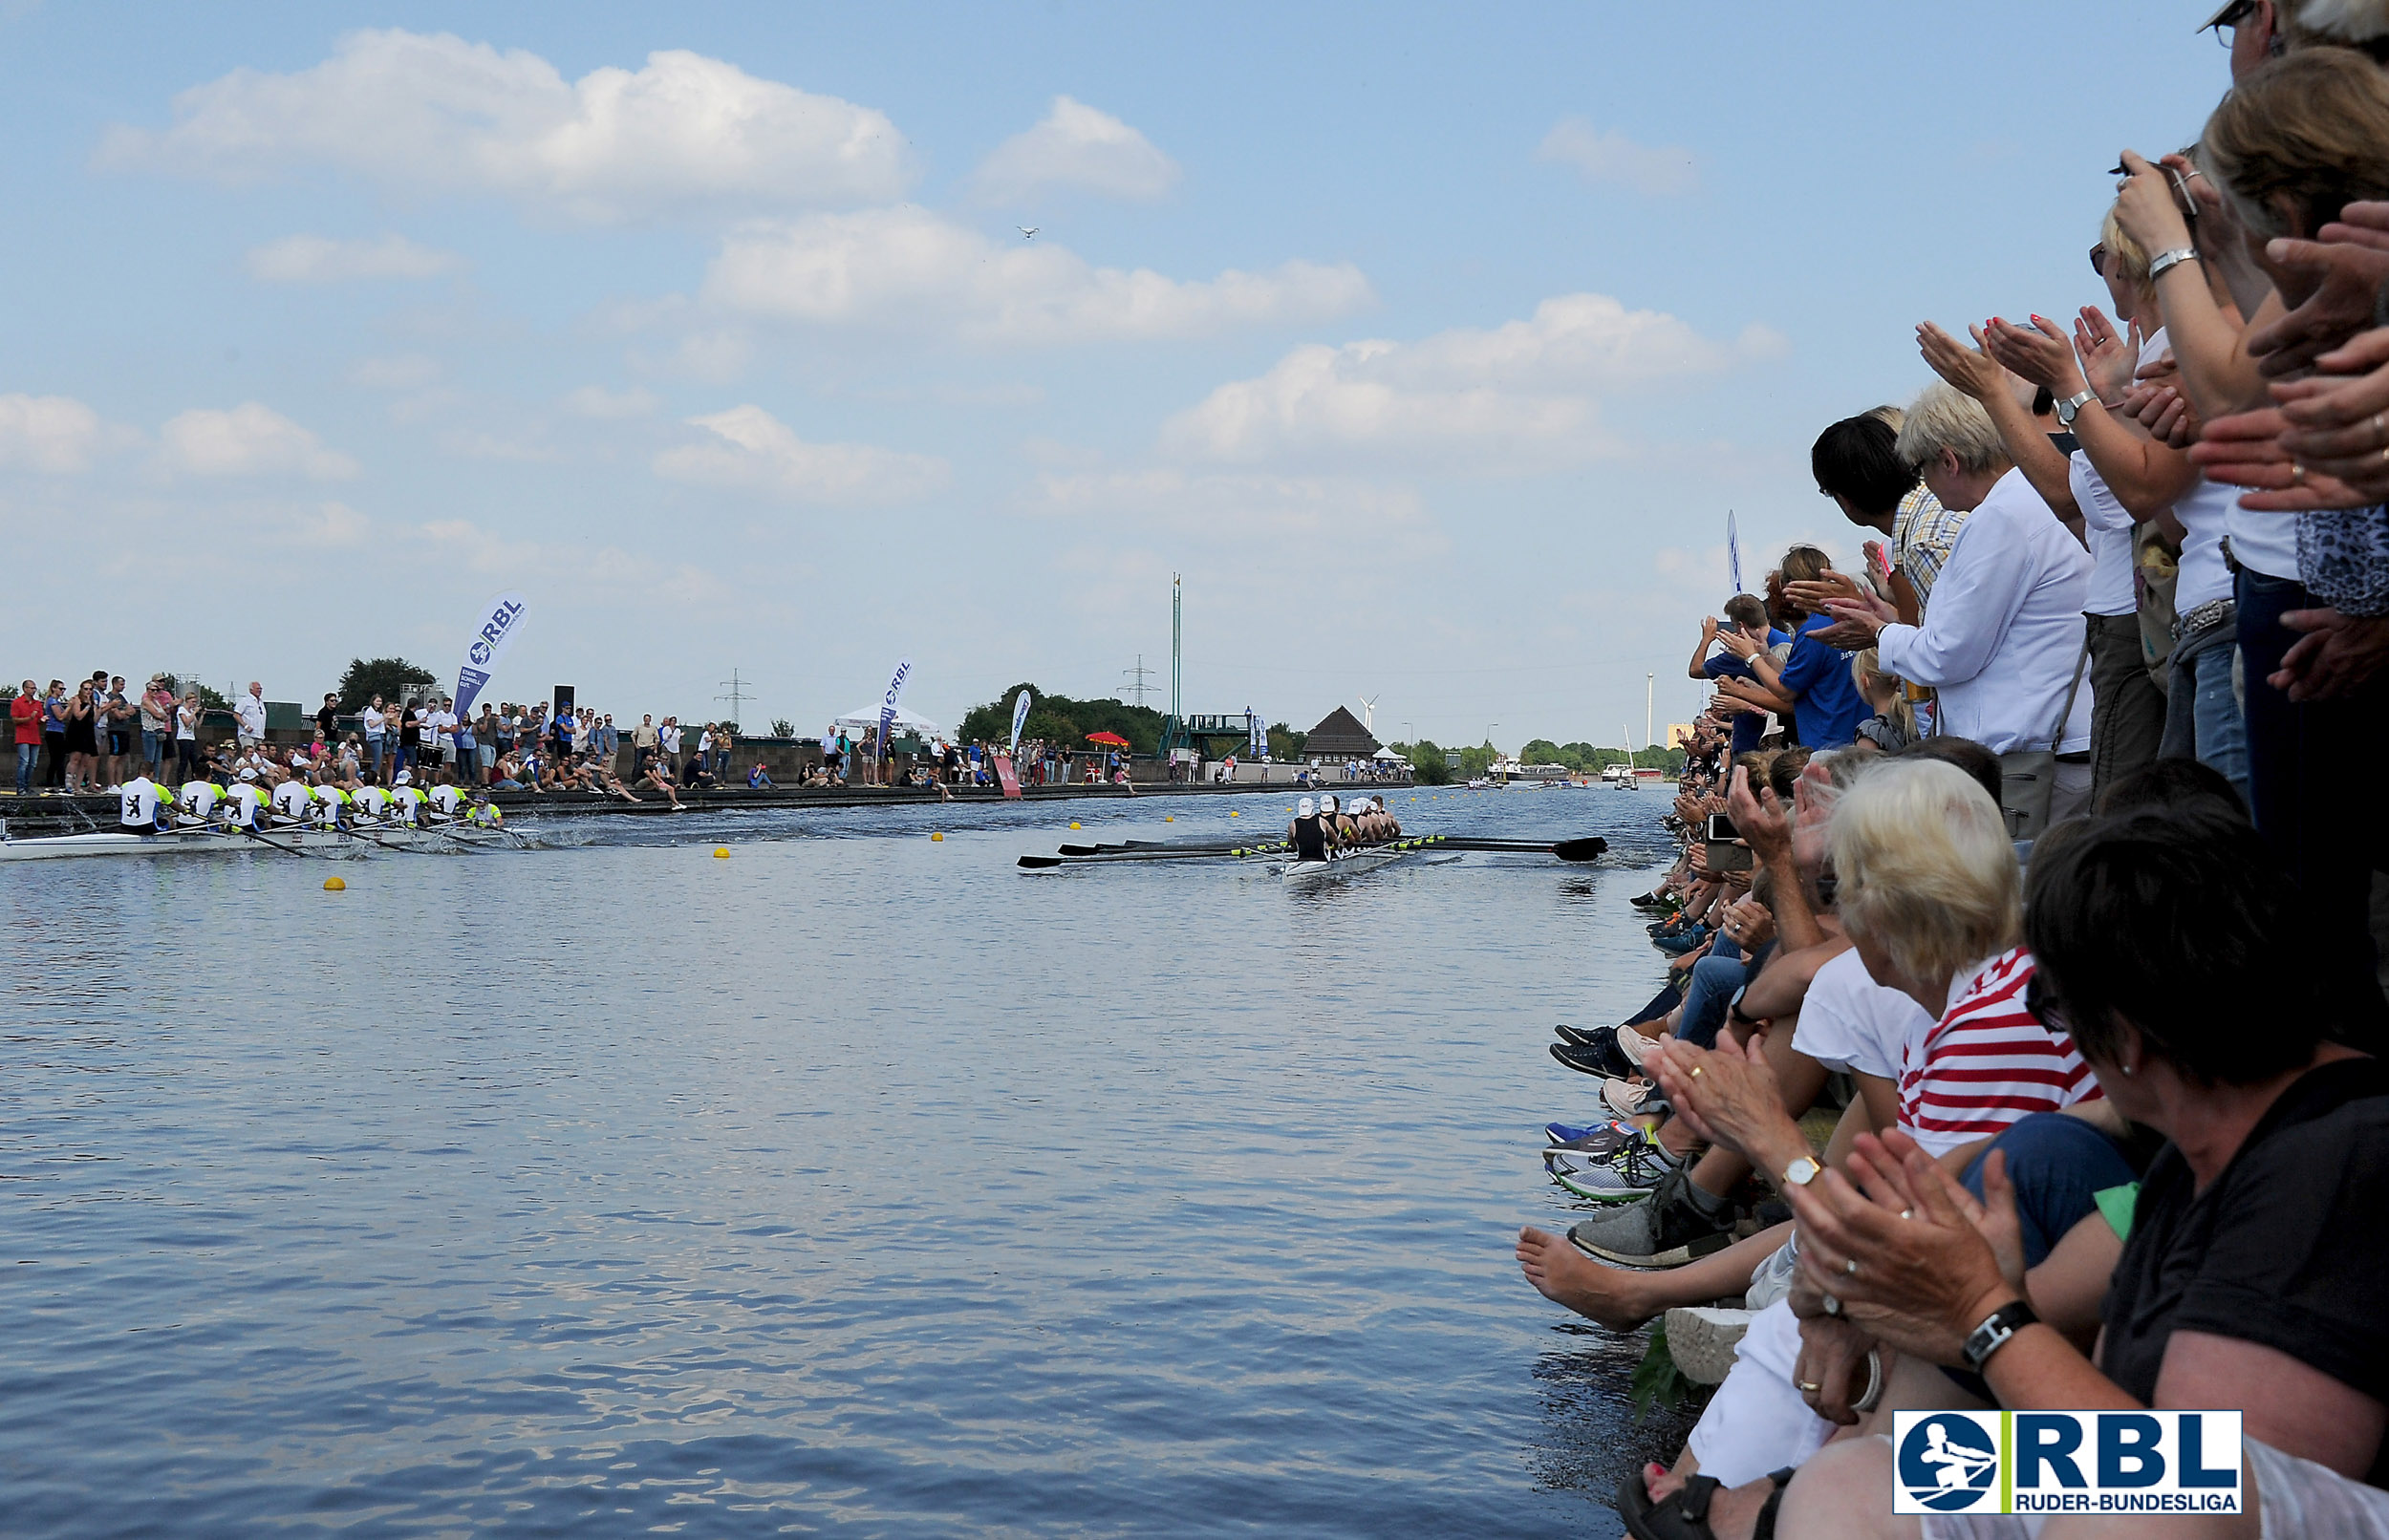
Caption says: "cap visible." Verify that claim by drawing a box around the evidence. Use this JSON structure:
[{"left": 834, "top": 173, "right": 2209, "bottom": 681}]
[
  {"left": 1320, "top": 794, "right": 1337, "bottom": 813},
  {"left": 1298, "top": 797, "right": 1315, "bottom": 816}
]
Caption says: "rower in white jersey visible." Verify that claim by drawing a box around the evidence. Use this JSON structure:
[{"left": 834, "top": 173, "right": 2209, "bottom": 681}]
[
  {"left": 178, "top": 778, "right": 223, "bottom": 823},
  {"left": 352, "top": 776, "right": 391, "bottom": 825},
  {"left": 312, "top": 778, "right": 351, "bottom": 829},
  {"left": 427, "top": 773, "right": 465, "bottom": 821},
  {"left": 118, "top": 773, "right": 168, "bottom": 833},
  {"left": 389, "top": 781, "right": 425, "bottom": 826},
  {"left": 269, "top": 776, "right": 312, "bottom": 825},
  {"left": 224, "top": 781, "right": 267, "bottom": 829}
]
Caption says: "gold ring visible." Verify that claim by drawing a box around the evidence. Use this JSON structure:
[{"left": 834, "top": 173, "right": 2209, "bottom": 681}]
[
  {"left": 1900, "top": 1209, "right": 1915, "bottom": 1220},
  {"left": 2292, "top": 460, "right": 2308, "bottom": 485},
  {"left": 1689, "top": 1065, "right": 1704, "bottom": 1079},
  {"left": 1797, "top": 1380, "right": 1822, "bottom": 1394}
]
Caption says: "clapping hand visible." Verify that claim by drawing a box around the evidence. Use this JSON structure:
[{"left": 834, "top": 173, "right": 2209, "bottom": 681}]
[
  {"left": 1784, "top": 1131, "right": 2026, "bottom": 1367},
  {"left": 1642, "top": 1031, "right": 1793, "bottom": 1165},
  {"left": 2249, "top": 203, "right": 2389, "bottom": 378},
  {"left": 1917, "top": 321, "right": 2008, "bottom": 402},
  {"left": 1725, "top": 764, "right": 1794, "bottom": 863},
  {"left": 2272, "top": 608, "right": 2389, "bottom": 700},
  {"left": 2191, "top": 405, "right": 2369, "bottom": 509},
  {"left": 2073, "top": 306, "right": 2136, "bottom": 405},
  {"left": 1982, "top": 314, "right": 2087, "bottom": 396},
  {"left": 1713, "top": 626, "right": 1761, "bottom": 660}
]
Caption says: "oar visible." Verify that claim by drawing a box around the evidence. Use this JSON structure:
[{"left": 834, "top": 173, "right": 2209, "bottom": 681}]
[
  {"left": 1018, "top": 842, "right": 1289, "bottom": 869},
  {"left": 235, "top": 823, "right": 317, "bottom": 857}
]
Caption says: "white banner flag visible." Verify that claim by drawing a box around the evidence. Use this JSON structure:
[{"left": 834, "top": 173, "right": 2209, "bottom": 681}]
[{"left": 452, "top": 591, "right": 527, "bottom": 717}]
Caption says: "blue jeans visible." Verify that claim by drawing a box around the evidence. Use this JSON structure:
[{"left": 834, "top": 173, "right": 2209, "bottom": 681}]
[
  {"left": 1677, "top": 949, "right": 1749, "bottom": 1050},
  {"left": 1960, "top": 1112, "right": 2138, "bottom": 1270},
  {"left": 14, "top": 741, "right": 34, "bottom": 794},
  {"left": 2161, "top": 627, "right": 2249, "bottom": 805}
]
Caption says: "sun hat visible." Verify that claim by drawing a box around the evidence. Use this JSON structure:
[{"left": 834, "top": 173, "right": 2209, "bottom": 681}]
[{"left": 1298, "top": 797, "right": 1315, "bottom": 816}]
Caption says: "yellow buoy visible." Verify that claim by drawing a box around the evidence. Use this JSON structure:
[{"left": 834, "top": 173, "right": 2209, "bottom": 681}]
[
  {"left": 1069, "top": 822, "right": 1081, "bottom": 829},
  {"left": 1164, "top": 815, "right": 1173, "bottom": 822},
  {"left": 1229, "top": 810, "right": 1240, "bottom": 817},
  {"left": 322, "top": 876, "right": 345, "bottom": 891},
  {"left": 714, "top": 847, "right": 730, "bottom": 859},
  {"left": 930, "top": 832, "right": 944, "bottom": 841}
]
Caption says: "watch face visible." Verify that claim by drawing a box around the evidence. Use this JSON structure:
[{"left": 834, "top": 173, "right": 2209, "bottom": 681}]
[{"left": 1784, "top": 1157, "right": 1819, "bottom": 1187}]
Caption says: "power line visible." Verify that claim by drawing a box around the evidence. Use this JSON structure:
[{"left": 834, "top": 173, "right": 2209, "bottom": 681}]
[
  {"left": 1122, "top": 653, "right": 1158, "bottom": 707},
  {"left": 716, "top": 668, "right": 752, "bottom": 726}
]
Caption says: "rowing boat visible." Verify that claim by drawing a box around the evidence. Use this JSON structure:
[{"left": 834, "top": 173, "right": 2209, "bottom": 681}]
[
  {"left": 1280, "top": 845, "right": 1409, "bottom": 886},
  {"left": 0, "top": 820, "right": 519, "bottom": 860}
]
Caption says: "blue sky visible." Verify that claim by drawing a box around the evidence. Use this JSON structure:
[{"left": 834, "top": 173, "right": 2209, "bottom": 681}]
[{"left": 0, "top": 3, "right": 2233, "bottom": 747}]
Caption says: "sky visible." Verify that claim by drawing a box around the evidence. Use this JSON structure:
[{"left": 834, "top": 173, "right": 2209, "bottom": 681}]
[{"left": 0, "top": 3, "right": 2239, "bottom": 751}]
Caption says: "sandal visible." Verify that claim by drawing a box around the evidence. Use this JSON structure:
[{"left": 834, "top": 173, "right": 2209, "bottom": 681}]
[{"left": 1616, "top": 1465, "right": 1796, "bottom": 1540}]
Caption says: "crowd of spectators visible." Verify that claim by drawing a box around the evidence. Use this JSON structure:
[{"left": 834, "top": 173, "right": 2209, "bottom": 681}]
[{"left": 1515, "top": 11, "right": 2389, "bottom": 1534}]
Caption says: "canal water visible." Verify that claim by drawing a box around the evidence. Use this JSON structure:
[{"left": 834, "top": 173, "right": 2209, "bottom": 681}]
[{"left": 2, "top": 785, "right": 1689, "bottom": 1536}]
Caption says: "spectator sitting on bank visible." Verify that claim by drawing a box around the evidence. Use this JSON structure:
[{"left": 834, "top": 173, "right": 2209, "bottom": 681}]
[
  {"left": 747, "top": 760, "right": 774, "bottom": 790},
  {"left": 637, "top": 758, "right": 683, "bottom": 809},
  {"left": 683, "top": 756, "right": 717, "bottom": 791}
]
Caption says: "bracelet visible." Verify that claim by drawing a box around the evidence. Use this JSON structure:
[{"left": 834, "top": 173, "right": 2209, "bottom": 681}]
[
  {"left": 1853, "top": 1348, "right": 1885, "bottom": 1415},
  {"left": 2148, "top": 246, "right": 2200, "bottom": 281}
]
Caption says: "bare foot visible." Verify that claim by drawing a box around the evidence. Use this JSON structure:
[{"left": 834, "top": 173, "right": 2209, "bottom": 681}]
[{"left": 1515, "top": 1227, "right": 1661, "bottom": 1331}]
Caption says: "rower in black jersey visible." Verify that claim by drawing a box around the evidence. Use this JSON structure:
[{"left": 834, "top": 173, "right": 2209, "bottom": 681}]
[{"left": 1288, "top": 796, "right": 1328, "bottom": 861}]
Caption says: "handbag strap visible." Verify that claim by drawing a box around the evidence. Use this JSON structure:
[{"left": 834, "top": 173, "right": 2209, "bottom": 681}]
[{"left": 2048, "top": 625, "right": 2092, "bottom": 747}]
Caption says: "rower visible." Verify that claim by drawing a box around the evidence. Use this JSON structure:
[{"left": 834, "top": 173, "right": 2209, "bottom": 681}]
[
  {"left": 1328, "top": 793, "right": 1361, "bottom": 849},
  {"left": 312, "top": 776, "right": 351, "bottom": 830},
  {"left": 1375, "top": 796, "right": 1401, "bottom": 840},
  {"left": 352, "top": 773, "right": 391, "bottom": 827},
  {"left": 1317, "top": 793, "right": 1345, "bottom": 850},
  {"left": 179, "top": 777, "right": 223, "bottom": 824},
  {"left": 428, "top": 771, "right": 464, "bottom": 822},
  {"left": 1289, "top": 797, "right": 1327, "bottom": 862},
  {"left": 118, "top": 772, "right": 170, "bottom": 834},
  {"left": 389, "top": 780, "right": 425, "bottom": 827},
  {"left": 270, "top": 774, "right": 312, "bottom": 827},
  {"left": 224, "top": 779, "right": 267, "bottom": 830}
]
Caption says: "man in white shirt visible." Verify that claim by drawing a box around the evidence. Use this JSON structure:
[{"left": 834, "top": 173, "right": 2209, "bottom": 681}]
[
  {"left": 179, "top": 778, "right": 222, "bottom": 823},
  {"left": 353, "top": 781, "right": 391, "bottom": 824},
  {"left": 420, "top": 697, "right": 457, "bottom": 767},
  {"left": 234, "top": 682, "right": 268, "bottom": 748},
  {"left": 225, "top": 781, "right": 266, "bottom": 829},
  {"left": 270, "top": 777, "right": 312, "bottom": 825},
  {"left": 390, "top": 782, "right": 424, "bottom": 825},
  {"left": 361, "top": 699, "right": 386, "bottom": 776},
  {"left": 118, "top": 773, "right": 167, "bottom": 833},
  {"left": 1831, "top": 385, "right": 2094, "bottom": 832}
]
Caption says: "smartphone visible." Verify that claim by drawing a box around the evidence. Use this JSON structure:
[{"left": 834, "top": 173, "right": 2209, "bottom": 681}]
[
  {"left": 1707, "top": 811, "right": 1740, "bottom": 843},
  {"left": 1704, "top": 840, "right": 1754, "bottom": 873}
]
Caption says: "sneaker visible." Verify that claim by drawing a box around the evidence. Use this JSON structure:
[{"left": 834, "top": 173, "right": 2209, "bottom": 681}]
[
  {"left": 1548, "top": 1131, "right": 1679, "bottom": 1203},
  {"left": 1627, "top": 890, "right": 1668, "bottom": 910},
  {"left": 1602, "top": 1076, "right": 1668, "bottom": 1119},
  {"left": 1550, "top": 1040, "right": 1636, "bottom": 1079},
  {"left": 1653, "top": 925, "right": 1710, "bottom": 957},
  {"left": 1544, "top": 1119, "right": 1633, "bottom": 1146},
  {"left": 1567, "top": 1166, "right": 1736, "bottom": 1266},
  {"left": 1550, "top": 1027, "right": 1638, "bottom": 1079}
]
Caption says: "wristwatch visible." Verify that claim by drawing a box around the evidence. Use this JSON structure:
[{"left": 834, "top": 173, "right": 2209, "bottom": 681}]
[
  {"left": 1780, "top": 1155, "right": 1820, "bottom": 1188},
  {"left": 2148, "top": 246, "right": 2200, "bottom": 281},
  {"left": 2054, "top": 389, "right": 2098, "bottom": 429},
  {"left": 1961, "top": 1299, "right": 2039, "bottom": 1373}
]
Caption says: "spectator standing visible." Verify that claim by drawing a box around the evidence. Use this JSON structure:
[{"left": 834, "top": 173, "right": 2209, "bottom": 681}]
[
  {"left": 11, "top": 680, "right": 41, "bottom": 795},
  {"left": 174, "top": 692, "right": 201, "bottom": 779},
  {"left": 139, "top": 676, "right": 173, "bottom": 777},
  {"left": 1715, "top": 547, "right": 1868, "bottom": 749},
  {"left": 40, "top": 680, "right": 68, "bottom": 788},
  {"left": 234, "top": 681, "right": 267, "bottom": 749},
  {"left": 313, "top": 693, "right": 339, "bottom": 748},
  {"left": 1829, "top": 384, "right": 2095, "bottom": 834},
  {"left": 660, "top": 717, "right": 682, "bottom": 773},
  {"left": 1692, "top": 596, "right": 1791, "bottom": 759},
  {"left": 633, "top": 715, "right": 658, "bottom": 774},
  {"left": 361, "top": 696, "right": 385, "bottom": 776}
]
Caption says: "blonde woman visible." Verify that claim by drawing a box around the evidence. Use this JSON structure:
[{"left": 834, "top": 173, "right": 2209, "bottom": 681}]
[{"left": 1849, "top": 649, "right": 1913, "bottom": 753}]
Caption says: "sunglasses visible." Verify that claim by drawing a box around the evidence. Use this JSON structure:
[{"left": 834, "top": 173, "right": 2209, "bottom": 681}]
[
  {"left": 2089, "top": 243, "right": 2108, "bottom": 276},
  {"left": 2024, "top": 972, "right": 2069, "bottom": 1036}
]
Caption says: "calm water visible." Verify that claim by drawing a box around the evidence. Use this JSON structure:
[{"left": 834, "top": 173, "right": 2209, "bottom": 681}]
[{"left": 2, "top": 786, "right": 1689, "bottom": 1537}]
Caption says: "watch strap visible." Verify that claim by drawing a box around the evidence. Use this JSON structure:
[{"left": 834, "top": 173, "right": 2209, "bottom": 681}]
[
  {"left": 2149, "top": 246, "right": 2200, "bottom": 280},
  {"left": 1962, "top": 1298, "right": 2039, "bottom": 1372}
]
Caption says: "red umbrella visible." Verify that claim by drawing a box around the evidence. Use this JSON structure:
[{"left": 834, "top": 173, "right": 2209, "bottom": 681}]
[{"left": 1086, "top": 731, "right": 1130, "bottom": 747}]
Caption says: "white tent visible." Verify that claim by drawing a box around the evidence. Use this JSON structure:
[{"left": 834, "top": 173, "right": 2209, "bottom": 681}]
[
  {"left": 1372, "top": 746, "right": 1406, "bottom": 760},
  {"left": 830, "top": 703, "right": 943, "bottom": 738}
]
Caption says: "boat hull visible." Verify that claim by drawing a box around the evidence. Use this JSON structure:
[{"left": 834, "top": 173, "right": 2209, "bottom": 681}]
[{"left": 1281, "top": 846, "right": 1408, "bottom": 885}]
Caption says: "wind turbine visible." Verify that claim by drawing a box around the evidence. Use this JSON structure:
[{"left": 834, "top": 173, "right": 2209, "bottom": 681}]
[{"left": 1358, "top": 695, "right": 1379, "bottom": 736}]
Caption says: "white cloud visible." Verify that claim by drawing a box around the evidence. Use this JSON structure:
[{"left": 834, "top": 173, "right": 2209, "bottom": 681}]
[
  {"left": 415, "top": 517, "right": 732, "bottom": 604},
  {"left": 348, "top": 353, "right": 442, "bottom": 390},
  {"left": 100, "top": 30, "right": 913, "bottom": 223},
  {"left": 1162, "top": 293, "right": 1786, "bottom": 465},
  {"left": 1537, "top": 118, "right": 1699, "bottom": 196},
  {"left": 247, "top": 233, "right": 463, "bottom": 283},
  {"left": 653, "top": 405, "right": 948, "bottom": 504},
  {"left": 294, "top": 501, "right": 371, "bottom": 547},
  {"left": 703, "top": 206, "right": 1371, "bottom": 342},
  {"left": 971, "top": 96, "right": 1179, "bottom": 203},
  {"left": 0, "top": 393, "right": 109, "bottom": 473},
  {"left": 160, "top": 402, "right": 358, "bottom": 479},
  {"left": 563, "top": 384, "right": 660, "bottom": 418}
]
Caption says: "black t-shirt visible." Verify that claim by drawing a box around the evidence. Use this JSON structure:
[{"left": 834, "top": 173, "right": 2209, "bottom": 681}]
[
  {"left": 316, "top": 705, "right": 338, "bottom": 738},
  {"left": 2098, "top": 1057, "right": 2389, "bottom": 1485}
]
